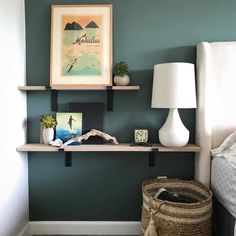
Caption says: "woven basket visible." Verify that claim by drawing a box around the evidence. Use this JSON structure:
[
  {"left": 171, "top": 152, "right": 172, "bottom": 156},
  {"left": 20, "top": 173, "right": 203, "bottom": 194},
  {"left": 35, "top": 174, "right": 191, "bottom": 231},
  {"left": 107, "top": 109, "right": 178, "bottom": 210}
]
[{"left": 141, "top": 178, "right": 212, "bottom": 236}]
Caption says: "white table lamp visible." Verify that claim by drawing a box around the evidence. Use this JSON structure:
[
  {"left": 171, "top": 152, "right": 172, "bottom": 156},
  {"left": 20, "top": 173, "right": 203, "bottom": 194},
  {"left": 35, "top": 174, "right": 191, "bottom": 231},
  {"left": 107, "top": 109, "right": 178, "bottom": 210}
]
[{"left": 151, "top": 62, "right": 196, "bottom": 147}]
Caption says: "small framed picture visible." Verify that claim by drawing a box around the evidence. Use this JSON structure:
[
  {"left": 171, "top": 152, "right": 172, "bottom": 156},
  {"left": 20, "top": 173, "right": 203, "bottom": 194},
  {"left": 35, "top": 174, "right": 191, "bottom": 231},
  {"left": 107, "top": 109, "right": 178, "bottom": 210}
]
[
  {"left": 56, "top": 112, "right": 82, "bottom": 143},
  {"left": 50, "top": 5, "right": 113, "bottom": 87}
]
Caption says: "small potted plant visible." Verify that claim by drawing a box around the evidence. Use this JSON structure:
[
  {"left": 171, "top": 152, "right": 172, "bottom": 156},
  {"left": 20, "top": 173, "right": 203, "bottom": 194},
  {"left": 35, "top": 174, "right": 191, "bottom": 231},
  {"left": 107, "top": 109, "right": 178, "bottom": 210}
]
[
  {"left": 40, "top": 115, "right": 57, "bottom": 144},
  {"left": 113, "top": 61, "right": 130, "bottom": 86}
]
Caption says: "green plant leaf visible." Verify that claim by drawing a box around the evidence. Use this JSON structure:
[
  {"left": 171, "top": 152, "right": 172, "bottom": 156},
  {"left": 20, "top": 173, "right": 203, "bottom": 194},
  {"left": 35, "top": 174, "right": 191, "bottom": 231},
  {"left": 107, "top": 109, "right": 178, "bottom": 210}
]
[
  {"left": 40, "top": 115, "right": 57, "bottom": 128},
  {"left": 113, "top": 61, "right": 129, "bottom": 76}
]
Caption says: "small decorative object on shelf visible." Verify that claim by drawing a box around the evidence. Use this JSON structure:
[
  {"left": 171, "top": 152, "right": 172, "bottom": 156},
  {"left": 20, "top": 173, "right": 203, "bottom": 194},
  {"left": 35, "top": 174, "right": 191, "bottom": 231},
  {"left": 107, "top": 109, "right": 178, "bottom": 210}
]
[
  {"left": 49, "top": 139, "right": 63, "bottom": 147},
  {"left": 134, "top": 129, "right": 148, "bottom": 143},
  {"left": 113, "top": 61, "right": 130, "bottom": 86},
  {"left": 56, "top": 112, "right": 82, "bottom": 144},
  {"left": 61, "top": 129, "right": 118, "bottom": 147},
  {"left": 40, "top": 115, "right": 57, "bottom": 144}
]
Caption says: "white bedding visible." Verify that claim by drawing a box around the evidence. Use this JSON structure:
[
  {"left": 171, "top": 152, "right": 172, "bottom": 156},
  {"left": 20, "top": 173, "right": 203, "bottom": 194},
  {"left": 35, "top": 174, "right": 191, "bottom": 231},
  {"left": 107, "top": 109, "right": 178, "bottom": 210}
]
[
  {"left": 211, "top": 130, "right": 236, "bottom": 168},
  {"left": 211, "top": 157, "right": 236, "bottom": 218},
  {"left": 211, "top": 130, "right": 236, "bottom": 235}
]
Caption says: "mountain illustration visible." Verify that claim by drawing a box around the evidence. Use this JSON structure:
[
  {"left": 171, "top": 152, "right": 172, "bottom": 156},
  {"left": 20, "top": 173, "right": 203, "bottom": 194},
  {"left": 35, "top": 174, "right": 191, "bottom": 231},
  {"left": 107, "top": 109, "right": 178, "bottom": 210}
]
[
  {"left": 64, "top": 22, "right": 83, "bottom": 30},
  {"left": 85, "top": 21, "right": 99, "bottom": 28}
]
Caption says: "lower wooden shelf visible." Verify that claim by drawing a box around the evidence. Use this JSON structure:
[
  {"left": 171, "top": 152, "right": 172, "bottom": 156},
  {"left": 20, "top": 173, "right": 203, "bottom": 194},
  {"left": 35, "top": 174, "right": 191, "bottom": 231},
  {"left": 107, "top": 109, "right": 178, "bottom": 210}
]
[
  {"left": 16, "top": 143, "right": 201, "bottom": 152},
  {"left": 17, "top": 85, "right": 140, "bottom": 91}
]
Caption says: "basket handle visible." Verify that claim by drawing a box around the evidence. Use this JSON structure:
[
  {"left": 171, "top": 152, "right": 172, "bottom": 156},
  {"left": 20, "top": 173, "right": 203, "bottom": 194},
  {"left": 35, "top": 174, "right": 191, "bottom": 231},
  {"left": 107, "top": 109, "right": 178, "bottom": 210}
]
[
  {"left": 144, "top": 200, "right": 166, "bottom": 215},
  {"left": 152, "top": 201, "right": 165, "bottom": 215}
]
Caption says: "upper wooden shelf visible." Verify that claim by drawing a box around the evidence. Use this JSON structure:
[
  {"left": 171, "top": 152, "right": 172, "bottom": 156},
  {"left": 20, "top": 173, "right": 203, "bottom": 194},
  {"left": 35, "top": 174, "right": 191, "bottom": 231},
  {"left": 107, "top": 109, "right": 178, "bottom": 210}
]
[
  {"left": 18, "top": 85, "right": 140, "bottom": 91},
  {"left": 18, "top": 85, "right": 140, "bottom": 112},
  {"left": 17, "top": 143, "right": 201, "bottom": 152}
]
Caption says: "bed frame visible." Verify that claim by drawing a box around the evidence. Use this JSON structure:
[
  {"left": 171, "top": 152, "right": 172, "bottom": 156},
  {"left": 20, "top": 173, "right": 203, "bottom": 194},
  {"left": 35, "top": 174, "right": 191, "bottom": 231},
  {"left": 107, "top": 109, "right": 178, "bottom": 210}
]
[
  {"left": 196, "top": 41, "right": 236, "bottom": 236},
  {"left": 213, "top": 196, "right": 235, "bottom": 236}
]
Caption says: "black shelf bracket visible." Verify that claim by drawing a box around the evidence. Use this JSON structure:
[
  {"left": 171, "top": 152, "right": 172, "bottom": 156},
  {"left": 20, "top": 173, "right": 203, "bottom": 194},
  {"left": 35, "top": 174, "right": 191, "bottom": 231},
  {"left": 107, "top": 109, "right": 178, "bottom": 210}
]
[
  {"left": 46, "top": 86, "right": 58, "bottom": 111},
  {"left": 51, "top": 90, "right": 58, "bottom": 111},
  {"left": 106, "top": 86, "right": 114, "bottom": 111},
  {"left": 49, "top": 86, "right": 114, "bottom": 112},
  {"left": 149, "top": 148, "right": 159, "bottom": 167},
  {"left": 65, "top": 152, "right": 72, "bottom": 167},
  {"left": 58, "top": 148, "right": 72, "bottom": 167}
]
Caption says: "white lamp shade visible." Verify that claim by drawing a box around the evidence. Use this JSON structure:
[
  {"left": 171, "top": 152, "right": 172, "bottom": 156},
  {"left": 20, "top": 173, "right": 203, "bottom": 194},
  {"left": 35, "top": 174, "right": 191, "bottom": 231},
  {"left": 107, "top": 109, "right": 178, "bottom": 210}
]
[{"left": 151, "top": 63, "right": 197, "bottom": 108}]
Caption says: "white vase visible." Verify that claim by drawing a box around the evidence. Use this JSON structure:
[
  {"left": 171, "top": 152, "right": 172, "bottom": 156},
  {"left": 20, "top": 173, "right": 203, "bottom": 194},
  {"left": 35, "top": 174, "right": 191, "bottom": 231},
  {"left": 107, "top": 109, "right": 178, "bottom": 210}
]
[
  {"left": 43, "top": 128, "right": 54, "bottom": 145},
  {"left": 114, "top": 74, "right": 130, "bottom": 86}
]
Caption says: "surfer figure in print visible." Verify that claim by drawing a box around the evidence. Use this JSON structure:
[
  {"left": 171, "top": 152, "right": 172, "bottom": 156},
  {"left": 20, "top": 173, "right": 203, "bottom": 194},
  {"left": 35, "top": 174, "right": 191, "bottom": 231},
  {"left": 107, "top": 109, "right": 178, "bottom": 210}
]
[
  {"left": 68, "top": 115, "right": 76, "bottom": 130},
  {"left": 67, "top": 58, "right": 77, "bottom": 73}
]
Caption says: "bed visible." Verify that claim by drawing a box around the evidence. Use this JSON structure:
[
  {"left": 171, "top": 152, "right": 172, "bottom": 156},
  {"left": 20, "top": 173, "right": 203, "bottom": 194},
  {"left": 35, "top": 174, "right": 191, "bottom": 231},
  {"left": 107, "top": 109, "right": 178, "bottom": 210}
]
[
  {"left": 195, "top": 41, "right": 236, "bottom": 236},
  {"left": 211, "top": 157, "right": 236, "bottom": 235}
]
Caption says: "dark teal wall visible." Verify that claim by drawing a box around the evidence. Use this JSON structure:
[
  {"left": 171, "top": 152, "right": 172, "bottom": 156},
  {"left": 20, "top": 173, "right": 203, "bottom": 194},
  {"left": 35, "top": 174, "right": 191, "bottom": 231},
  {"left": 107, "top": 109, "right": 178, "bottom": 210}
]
[{"left": 26, "top": 0, "right": 236, "bottom": 221}]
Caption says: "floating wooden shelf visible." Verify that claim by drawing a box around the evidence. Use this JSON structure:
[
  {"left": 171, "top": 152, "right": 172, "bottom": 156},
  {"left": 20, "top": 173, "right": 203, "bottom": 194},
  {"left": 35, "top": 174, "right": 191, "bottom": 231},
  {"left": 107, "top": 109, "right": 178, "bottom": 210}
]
[
  {"left": 16, "top": 143, "right": 201, "bottom": 152},
  {"left": 18, "top": 86, "right": 47, "bottom": 91},
  {"left": 18, "top": 85, "right": 140, "bottom": 91},
  {"left": 18, "top": 85, "right": 140, "bottom": 112},
  {"left": 17, "top": 143, "right": 200, "bottom": 167}
]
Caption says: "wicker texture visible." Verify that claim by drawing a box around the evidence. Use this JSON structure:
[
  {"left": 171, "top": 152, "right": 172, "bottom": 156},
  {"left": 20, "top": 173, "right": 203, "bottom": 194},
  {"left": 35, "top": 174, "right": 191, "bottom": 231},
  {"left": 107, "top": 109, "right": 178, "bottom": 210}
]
[{"left": 141, "top": 178, "right": 212, "bottom": 236}]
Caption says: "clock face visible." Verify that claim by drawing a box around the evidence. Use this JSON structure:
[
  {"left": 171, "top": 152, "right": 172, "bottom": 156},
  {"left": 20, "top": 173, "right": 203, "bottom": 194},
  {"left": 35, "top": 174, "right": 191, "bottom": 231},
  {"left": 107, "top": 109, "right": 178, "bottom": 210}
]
[{"left": 134, "top": 129, "right": 148, "bottom": 143}]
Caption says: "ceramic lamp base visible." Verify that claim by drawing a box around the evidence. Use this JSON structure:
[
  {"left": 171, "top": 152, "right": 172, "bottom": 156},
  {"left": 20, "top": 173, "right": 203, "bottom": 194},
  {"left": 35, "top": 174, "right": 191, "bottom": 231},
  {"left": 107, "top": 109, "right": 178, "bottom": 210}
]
[{"left": 159, "top": 108, "right": 189, "bottom": 147}]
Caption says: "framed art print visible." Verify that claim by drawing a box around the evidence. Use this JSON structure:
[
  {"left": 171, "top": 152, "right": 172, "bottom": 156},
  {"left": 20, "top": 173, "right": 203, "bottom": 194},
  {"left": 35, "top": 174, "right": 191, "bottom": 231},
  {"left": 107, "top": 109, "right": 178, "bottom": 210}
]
[
  {"left": 56, "top": 112, "right": 83, "bottom": 143},
  {"left": 50, "top": 5, "right": 112, "bottom": 87}
]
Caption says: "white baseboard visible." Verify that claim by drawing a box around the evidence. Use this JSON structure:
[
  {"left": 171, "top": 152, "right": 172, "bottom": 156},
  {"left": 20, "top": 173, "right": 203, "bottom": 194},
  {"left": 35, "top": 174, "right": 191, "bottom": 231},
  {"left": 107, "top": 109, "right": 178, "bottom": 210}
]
[
  {"left": 18, "top": 221, "right": 141, "bottom": 236},
  {"left": 17, "top": 224, "right": 29, "bottom": 236}
]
